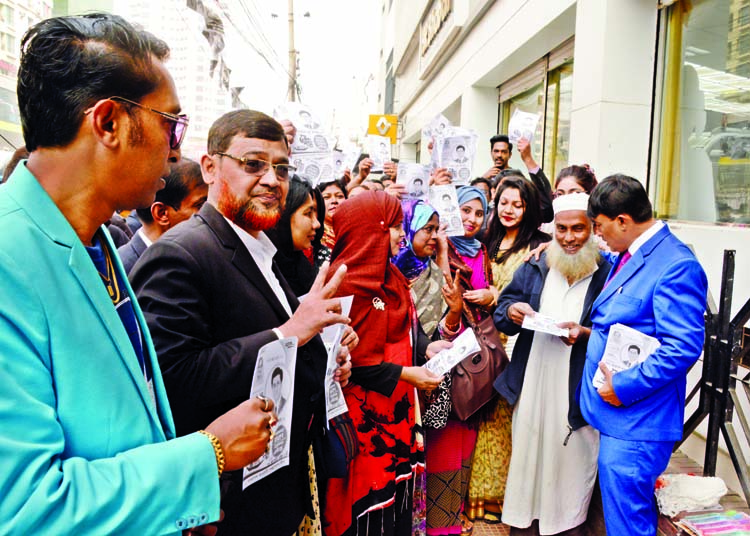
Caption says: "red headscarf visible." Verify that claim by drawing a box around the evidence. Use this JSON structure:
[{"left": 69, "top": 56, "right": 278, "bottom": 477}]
[{"left": 329, "top": 191, "right": 412, "bottom": 367}]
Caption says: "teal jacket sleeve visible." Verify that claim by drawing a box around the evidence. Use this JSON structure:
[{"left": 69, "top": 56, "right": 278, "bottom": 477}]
[{"left": 0, "top": 250, "right": 221, "bottom": 535}]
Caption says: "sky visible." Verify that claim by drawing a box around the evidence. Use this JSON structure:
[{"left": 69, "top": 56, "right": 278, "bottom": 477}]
[{"left": 223, "top": 0, "right": 382, "bottom": 145}]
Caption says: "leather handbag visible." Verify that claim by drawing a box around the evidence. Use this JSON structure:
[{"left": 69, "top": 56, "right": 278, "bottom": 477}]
[{"left": 450, "top": 314, "right": 509, "bottom": 421}]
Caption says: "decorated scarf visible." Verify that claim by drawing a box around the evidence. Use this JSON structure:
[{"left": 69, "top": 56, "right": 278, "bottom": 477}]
[
  {"left": 329, "top": 191, "right": 411, "bottom": 367},
  {"left": 393, "top": 199, "right": 438, "bottom": 280},
  {"left": 449, "top": 185, "right": 487, "bottom": 258}
]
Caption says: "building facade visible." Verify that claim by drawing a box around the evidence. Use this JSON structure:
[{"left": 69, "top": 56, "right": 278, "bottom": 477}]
[
  {"left": 380, "top": 0, "right": 749, "bottom": 491},
  {"left": 382, "top": 0, "right": 750, "bottom": 308},
  {"left": 0, "top": 0, "right": 52, "bottom": 160}
]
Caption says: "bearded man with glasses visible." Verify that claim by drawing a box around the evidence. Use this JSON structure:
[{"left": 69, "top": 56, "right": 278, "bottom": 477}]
[
  {"left": 130, "top": 109, "right": 357, "bottom": 535},
  {"left": 0, "top": 13, "right": 276, "bottom": 535}
]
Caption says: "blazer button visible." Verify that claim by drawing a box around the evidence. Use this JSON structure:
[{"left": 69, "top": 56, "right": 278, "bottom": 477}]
[
  {"left": 187, "top": 515, "right": 199, "bottom": 527},
  {"left": 175, "top": 518, "right": 187, "bottom": 529},
  {"left": 199, "top": 513, "right": 209, "bottom": 523}
]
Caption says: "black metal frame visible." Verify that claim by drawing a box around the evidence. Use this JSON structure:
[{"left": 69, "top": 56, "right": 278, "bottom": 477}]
[{"left": 680, "top": 250, "right": 750, "bottom": 506}]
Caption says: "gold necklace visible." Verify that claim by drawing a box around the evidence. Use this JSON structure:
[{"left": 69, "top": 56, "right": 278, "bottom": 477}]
[{"left": 97, "top": 244, "right": 121, "bottom": 303}]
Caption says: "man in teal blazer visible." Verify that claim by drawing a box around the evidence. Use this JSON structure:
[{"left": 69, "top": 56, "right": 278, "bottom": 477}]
[
  {"left": 579, "top": 175, "right": 708, "bottom": 536},
  {"left": 0, "top": 13, "right": 272, "bottom": 534}
]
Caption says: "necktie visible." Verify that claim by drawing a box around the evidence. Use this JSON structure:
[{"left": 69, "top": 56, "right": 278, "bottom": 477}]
[{"left": 604, "top": 251, "right": 631, "bottom": 288}]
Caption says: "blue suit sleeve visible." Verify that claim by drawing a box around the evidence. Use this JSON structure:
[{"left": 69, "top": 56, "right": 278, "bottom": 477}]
[{"left": 612, "top": 257, "right": 708, "bottom": 406}]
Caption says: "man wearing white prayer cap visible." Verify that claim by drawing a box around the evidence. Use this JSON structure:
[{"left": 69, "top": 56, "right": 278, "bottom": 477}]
[{"left": 491, "top": 193, "right": 612, "bottom": 535}]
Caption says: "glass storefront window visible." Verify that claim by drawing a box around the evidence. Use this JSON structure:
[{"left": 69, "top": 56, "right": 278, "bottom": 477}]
[
  {"left": 543, "top": 63, "right": 573, "bottom": 181},
  {"left": 502, "top": 82, "right": 545, "bottom": 172},
  {"left": 500, "top": 57, "right": 573, "bottom": 184},
  {"left": 655, "top": 0, "right": 750, "bottom": 224}
]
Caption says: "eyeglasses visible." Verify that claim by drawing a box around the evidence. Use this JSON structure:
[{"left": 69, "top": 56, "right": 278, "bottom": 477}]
[
  {"left": 214, "top": 152, "right": 296, "bottom": 181},
  {"left": 108, "top": 96, "right": 189, "bottom": 150}
]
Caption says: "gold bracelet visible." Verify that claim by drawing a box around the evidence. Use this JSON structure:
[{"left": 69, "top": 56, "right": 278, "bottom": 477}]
[
  {"left": 198, "top": 430, "right": 225, "bottom": 477},
  {"left": 445, "top": 319, "right": 460, "bottom": 332}
]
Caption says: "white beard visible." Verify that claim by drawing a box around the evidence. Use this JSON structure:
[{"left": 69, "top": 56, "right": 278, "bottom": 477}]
[{"left": 546, "top": 236, "right": 600, "bottom": 283}]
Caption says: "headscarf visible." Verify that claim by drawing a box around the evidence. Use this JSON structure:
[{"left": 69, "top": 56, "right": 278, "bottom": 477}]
[
  {"left": 393, "top": 199, "right": 438, "bottom": 280},
  {"left": 449, "top": 185, "right": 488, "bottom": 258},
  {"left": 329, "top": 191, "right": 411, "bottom": 367}
]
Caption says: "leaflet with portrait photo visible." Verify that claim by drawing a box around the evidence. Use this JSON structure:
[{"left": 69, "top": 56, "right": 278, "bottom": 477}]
[
  {"left": 291, "top": 152, "right": 335, "bottom": 187},
  {"left": 274, "top": 102, "right": 329, "bottom": 155},
  {"left": 521, "top": 312, "right": 570, "bottom": 338},
  {"left": 429, "top": 185, "right": 464, "bottom": 236},
  {"left": 438, "top": 131, "right": 477, "bottom": 186},
  {"left": 423, "top": 328, "right": 481, "bottom": 377},
  {"left": 243, "top": 336, "right": 298, "bottom": 489},
  {"left": 507, "top": 109, "right": 541, "bottom": 145},
  {"left": 592, "top": 323, "right": 661, "bottom": 389},
  {"left": 422, "top": 113, "right": 452, "bottom": 141},
  {"left": 367, "top": 134, "right": 392, "bottom": 173},
  {"left": 397, "top": 163, "right": 430, "bottom": 201},
  {"left": 321, "top": 295, "right": 354, "bottom": 422}
]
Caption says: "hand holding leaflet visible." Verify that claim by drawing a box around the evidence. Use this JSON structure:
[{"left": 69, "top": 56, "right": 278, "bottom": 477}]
[
  {"left": 592, "top": 323, "right": 661, "bottom": 389},
  {"left": 423, "top": 328, "right": 480, "bottom": 377},
  {"left": 521, "top": 312, "right": 570, "bottom": 338},
  {"left": 321, "top": 295, "right": 354, "bottom": 421},
  {"left": 243, "top": 337, "right": 298, "bottom": 489}
]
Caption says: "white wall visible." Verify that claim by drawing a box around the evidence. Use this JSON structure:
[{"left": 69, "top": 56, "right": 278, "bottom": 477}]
[{"left": 568, "top": 0, "right": 658, "bottom": 182}]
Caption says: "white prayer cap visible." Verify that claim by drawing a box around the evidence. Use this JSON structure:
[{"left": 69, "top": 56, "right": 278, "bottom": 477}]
[{"left": 553, "top": 192, "right": 590, "bottom": 216}]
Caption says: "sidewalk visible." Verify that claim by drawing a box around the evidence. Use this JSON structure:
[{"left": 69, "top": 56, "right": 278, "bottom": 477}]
[{"left": 472, "top": 449, "right": 748, "bottom": 536}]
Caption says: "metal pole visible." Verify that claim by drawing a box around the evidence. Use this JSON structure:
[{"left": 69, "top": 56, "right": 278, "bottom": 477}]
[{"left": 287, "top": 0, "right": 296, "bottom": 102}]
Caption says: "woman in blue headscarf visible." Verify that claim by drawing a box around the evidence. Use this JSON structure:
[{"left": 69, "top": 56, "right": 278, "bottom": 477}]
[
  {"left": 393, "top": 199, "right": 460, "bottom": 338},
  {"left": 407, "top": 186, "right": 498, "bottom": 536}
]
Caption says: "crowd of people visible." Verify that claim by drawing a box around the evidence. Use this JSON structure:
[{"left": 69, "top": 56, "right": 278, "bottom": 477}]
[{"left": 0, "top": 12, "right": 710, "bottom": 536}]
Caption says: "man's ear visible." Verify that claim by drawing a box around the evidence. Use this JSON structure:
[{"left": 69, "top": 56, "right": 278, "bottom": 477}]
[
  {"left": 200, "top": 154, "right": 217, "bottom": 185},
  {"left": 616, "top": 214, "right": 632, "bottom": 229},
  {"left": 151, "top": 202, "right": 170, "bottom": 228},
  {"left": 89, "top": 100, "right": 123, "bottom": 149}
]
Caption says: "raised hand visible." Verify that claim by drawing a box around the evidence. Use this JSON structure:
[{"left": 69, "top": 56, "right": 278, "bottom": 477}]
[{"left": 279, "top": 263, "right": 350, "bottom": 346}]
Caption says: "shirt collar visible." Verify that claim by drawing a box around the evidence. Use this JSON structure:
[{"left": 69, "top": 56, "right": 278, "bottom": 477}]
[
  {"left": 628, "top": 220, "right": 664, "bottom": 257},
  {"left": 137, "top": 228, "right": 153, "bottom": 248},
  {"left": 223, "top": 217, "right": 278, "bottom": 260}
]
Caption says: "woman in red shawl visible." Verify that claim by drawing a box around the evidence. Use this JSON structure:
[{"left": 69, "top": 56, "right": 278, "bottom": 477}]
[{"left": 323, "top": 191, "right": 446, "bottom": 536}]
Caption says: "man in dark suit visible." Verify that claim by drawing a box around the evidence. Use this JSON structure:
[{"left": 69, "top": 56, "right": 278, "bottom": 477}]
[
  {"left": 579, "top": 175, "right": 708, "bottom": 536},
  {"left": 119, "top": 158, "right": 207, "bottom": 274},
  {"left": 130, "top": 109, "right": 352, "bottom": 535}
]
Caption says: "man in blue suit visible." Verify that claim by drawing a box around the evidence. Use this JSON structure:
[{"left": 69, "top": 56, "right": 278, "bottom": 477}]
[
  {"left": 579, "top": 174, "right": 708, "bottom": 536},
  {"left": 0, "top": 13, "right": 273, "bottom": 534}
]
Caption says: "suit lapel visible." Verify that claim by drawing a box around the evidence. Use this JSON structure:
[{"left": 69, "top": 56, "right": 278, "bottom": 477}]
[
  {"left": 8, "top": 167, "right": 164, "bottom": 433},
  {"left": 580, "top": 258, "right": 612, "bottom": 323},
  {"left": 69, "top": 231, "right": 164, "bottom": 431},
  {"left": 592, "top": 225, "right": 671, "bottom": 309},
  {"left": 200, "top": 204, "right": 292, "bottom": 322}
]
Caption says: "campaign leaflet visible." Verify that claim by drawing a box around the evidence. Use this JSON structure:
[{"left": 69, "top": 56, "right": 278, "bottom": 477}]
[
  {"left": 242, "top": 337, "right": 298, "bottom": 489},
  {"left": 507, "top": 109, "right": 541, "bottom": 145},
  {"left": 424, "top": 328, "right": 480, "bottom": 377},
  {"left": 321, "top": 295, "right": 354, "bottom": 422},
  {"left": 592, "top": 323, "right": 661, "bottom": 389},
  {"left": 429, "top": 184, "right": 463, "bottom": 237},
  {"left": 367, "top": 134, "right": 392, "bottom": 173},
  {"left": 397, "top": 162, "right": 430, "bottom": 201}
]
